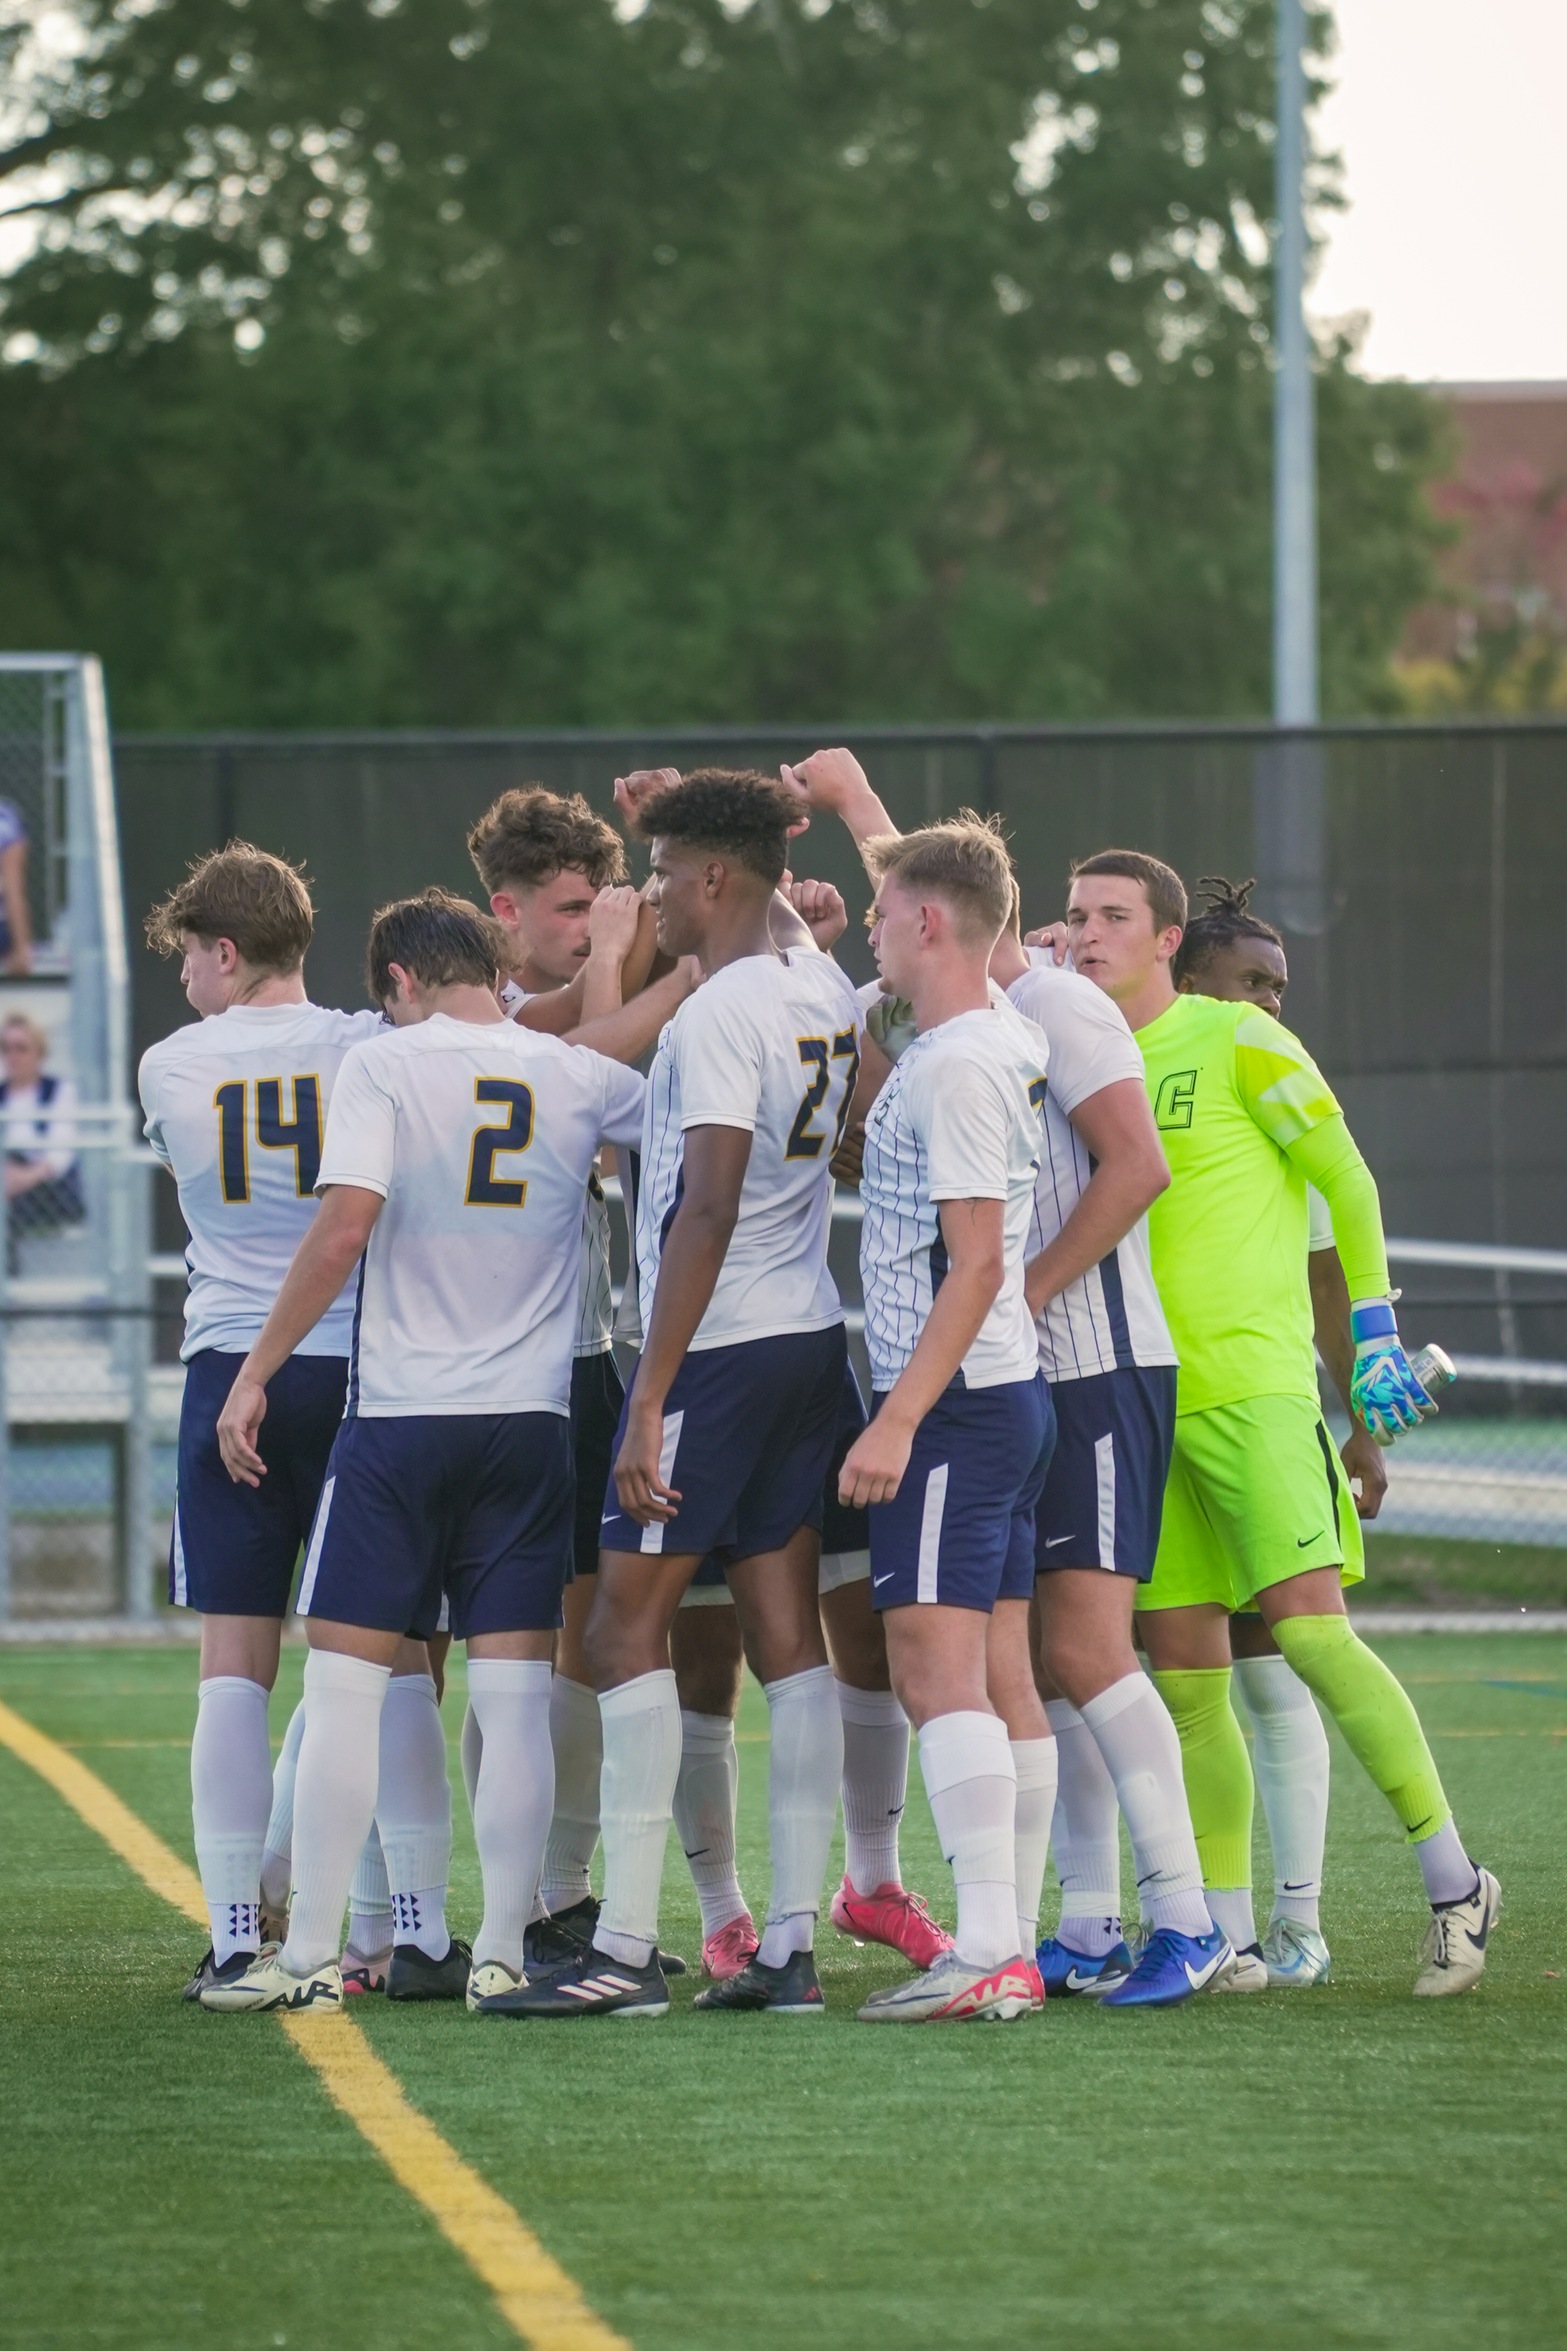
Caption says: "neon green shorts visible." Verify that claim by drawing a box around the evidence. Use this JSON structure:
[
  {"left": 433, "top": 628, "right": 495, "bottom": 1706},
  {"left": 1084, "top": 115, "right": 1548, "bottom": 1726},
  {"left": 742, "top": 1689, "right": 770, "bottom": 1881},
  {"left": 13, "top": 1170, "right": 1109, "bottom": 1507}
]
[{"left": 1141, "top": 1394, "right": 1365, "bottom": 1614}]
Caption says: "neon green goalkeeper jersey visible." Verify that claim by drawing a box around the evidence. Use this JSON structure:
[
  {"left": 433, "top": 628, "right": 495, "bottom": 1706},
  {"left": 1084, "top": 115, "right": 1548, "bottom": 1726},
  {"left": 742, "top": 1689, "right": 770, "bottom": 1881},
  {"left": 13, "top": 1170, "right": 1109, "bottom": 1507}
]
[{"left": 1138, "top": 992, "right": 1348, "bottom": 1415}]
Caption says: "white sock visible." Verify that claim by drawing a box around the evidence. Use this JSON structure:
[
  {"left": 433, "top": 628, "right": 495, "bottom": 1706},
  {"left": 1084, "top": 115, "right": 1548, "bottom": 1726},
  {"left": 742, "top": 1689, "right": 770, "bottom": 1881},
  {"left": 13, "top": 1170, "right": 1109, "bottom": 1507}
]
[
  {"left": 757, "top": 1665, "right": 843, "bottom": 1968},
  {"left": 1080, "top": 1674, "right": 1212, "bottom": 1940},
  {"left": 1011, "top": 1737, "right": 1058, "bottom": 1954},
  {"left": 260, "top": 1696, "right": 306, "bottom": 1919},
  {"left": 376, "top": 1672, "right": 452, "bottom": 1960},
  {"left": 1231, "top": 1653, "right": 1329, "bottom": 1932},
  {"left": 673, "top": 1710, "right": 746, "bottom": 1938},
  {"left": 1045, "top": 1698, "right": 1123, "bottom": 1956},
  {"left": 540, "top": 1675, "right": 603, "bottom": 1916},
  {"left": 345, "top": 1825, "right": 393, "bottom": 1965},
  {"left": 1415, "top": 1817, "right": 1480, "bottom": 1908},
  {"left": 595, "top": 1670, "right": 681, "bottom": 1968},
  {"left": 459, "top": 1701, "right": 483, "bottom": 1811},
  {"left": 1207, "top": 1887, "right": 1258, "bottom": 1952},
  {"left": 467, "top": 1658, "right": 555, "bottom": 1973},
  {"left": 837, "top": 1682, "right": 909, "bottom": 1896},
  {"left": 918, "top": 1711, "right": 1019, "bottom": 1971},
  {"left": 281, "top": 1651, "right": 391, "bottom": 1976},
  {"left": 191, "top": 1675, "right": 271, "bottom": 1965}
]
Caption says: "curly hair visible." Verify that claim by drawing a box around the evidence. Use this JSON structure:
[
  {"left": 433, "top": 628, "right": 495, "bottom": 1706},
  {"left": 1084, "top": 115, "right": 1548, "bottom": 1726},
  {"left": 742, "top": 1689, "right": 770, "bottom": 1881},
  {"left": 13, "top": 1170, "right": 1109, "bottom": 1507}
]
[
  {"left": 634, "top": 768, "right": 798, "bottom": 888},
  {"left": 365, "top": 888, "right": 508, "bottom": 1003},
  {"left": 144, "top": 842, "right": 314, "bottom": 974},
  {"left": 863, "top": 811, "right": 1016, "bottom": 948},
  {"left": 1171, "top": 875, "right": 1283, "bottom": 986},
  {"left": 467, "top": 787, "right": 626, "bottom": 898}
]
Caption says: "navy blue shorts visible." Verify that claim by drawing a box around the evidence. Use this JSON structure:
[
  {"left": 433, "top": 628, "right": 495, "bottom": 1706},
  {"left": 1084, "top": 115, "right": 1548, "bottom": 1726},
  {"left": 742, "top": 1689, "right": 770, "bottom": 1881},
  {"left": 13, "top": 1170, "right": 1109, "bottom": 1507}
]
[
  {"left": 570, "top": 1351, "right": 624, "bottom": 1579},
  {"left": 1034, "top": 1366, "right": 1176, "bottom": 1582},
  {"left": 599, "top": 1324, "right": 848, "bottom": 1564},
  {"left": 298, "top": 1410, "right": 574, "bottom": 1640},
  {"left": 868, "top": 1374, "right": 1053, "bottom": 1614},
  {"left": 170, "top": 1350, "right": 346, "bottom": 1615},
  {"left": 688, "top": 1354, "right": 869, "bottom": 1593}
]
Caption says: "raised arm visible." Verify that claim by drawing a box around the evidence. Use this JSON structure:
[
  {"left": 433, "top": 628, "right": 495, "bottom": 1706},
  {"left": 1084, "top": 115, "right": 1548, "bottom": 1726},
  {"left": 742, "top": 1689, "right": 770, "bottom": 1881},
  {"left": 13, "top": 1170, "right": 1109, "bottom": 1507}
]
[{"left": 783, "top": 748, "right": 898, "bottom": 874}]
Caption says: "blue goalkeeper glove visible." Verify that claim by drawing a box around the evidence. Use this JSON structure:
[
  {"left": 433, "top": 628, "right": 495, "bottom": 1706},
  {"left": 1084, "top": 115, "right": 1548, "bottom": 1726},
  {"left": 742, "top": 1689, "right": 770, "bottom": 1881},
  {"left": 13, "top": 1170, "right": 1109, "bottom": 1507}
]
[{"left": 1350, "top": 1300, "right": 1431, "bottom": 1443}]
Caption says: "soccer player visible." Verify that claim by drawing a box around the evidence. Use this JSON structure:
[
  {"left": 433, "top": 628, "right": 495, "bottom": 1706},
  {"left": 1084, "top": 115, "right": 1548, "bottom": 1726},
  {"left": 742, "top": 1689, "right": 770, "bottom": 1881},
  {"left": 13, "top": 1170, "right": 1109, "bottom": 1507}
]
[
  {"left": 199, "top": 889, "right": 645, "bottom": 2014},
  {"left": 139, "top": 844, "right": 388, "bottom": 2000},
  {"left": 790, "top": 751, "right": 1228, "bottom": 2009},
  {"left": 1066, "top": 848, "right": 1500, "bottom": 1996},
  {"left": 496, "top": 769, "right": 861, "bottom": 2020},
  {"left": 466, "top": 784, "right": 714, "bottom": 1966},
  {"left": 840, "top": 815, "right": 1053, "bottom": 2024}
]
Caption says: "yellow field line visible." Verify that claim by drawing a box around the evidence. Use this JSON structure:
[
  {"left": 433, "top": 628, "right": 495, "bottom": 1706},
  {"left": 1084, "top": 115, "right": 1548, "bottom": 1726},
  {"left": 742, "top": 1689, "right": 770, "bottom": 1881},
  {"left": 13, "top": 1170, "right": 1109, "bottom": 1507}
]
[{"left": 0, "top": 1695, "right": 631, "bottom": 2351}]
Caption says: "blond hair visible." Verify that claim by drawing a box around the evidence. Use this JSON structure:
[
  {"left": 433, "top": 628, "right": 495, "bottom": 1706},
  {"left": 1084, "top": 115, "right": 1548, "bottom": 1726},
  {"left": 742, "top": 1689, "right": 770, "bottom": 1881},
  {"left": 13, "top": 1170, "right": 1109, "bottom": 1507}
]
[{"left": 864, "top": 812, "right": 1016, "bottom": 948}]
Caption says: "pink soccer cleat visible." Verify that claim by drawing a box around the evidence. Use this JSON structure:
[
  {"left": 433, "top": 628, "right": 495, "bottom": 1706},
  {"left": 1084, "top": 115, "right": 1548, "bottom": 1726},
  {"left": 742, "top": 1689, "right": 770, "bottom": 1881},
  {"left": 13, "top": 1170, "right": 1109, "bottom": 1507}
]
[
  {"left": 701, "top": 1911, "right": 761, "bottom": 1981},
  {"left": 830, "top": 1877, "right": 955, "bottom": 1971}
]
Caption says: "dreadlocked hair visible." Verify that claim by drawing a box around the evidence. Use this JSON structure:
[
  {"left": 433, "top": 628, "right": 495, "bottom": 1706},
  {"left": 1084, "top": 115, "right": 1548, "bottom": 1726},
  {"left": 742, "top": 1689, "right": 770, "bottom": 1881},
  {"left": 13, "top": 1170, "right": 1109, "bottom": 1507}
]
[{"left": 1171, "top": 875, "right": 1283, "bottom": 986}]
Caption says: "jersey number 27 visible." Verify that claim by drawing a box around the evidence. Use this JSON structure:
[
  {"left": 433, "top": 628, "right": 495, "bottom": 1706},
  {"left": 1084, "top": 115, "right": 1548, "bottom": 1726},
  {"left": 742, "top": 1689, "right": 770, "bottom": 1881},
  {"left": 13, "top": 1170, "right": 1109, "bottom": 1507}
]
[{"left": 785, "top": 1028, "right": 860, "bottom": 1160}]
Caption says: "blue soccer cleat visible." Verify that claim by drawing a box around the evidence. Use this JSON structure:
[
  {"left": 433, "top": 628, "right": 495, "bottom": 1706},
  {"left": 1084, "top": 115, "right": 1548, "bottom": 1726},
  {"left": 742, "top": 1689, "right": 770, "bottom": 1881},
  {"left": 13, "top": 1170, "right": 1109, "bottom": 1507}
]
[
  {"left": 1098, "top": 1925, "right": 1236, "bottom": 2008},
  {"left": 1035, "top": 1936, "right": 1134, "bottom": 1999}
]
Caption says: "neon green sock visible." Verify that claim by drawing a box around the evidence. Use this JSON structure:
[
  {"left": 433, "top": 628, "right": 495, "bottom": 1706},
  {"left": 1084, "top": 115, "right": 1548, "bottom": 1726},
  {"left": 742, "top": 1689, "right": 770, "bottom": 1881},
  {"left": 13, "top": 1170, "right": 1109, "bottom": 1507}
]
[
  {"left": 1149, "top": 1666, "right": 1253, "bottom": 1892},
  {"left": 1270, "top": 1613, "right": 1451, "bottom": 1840}
]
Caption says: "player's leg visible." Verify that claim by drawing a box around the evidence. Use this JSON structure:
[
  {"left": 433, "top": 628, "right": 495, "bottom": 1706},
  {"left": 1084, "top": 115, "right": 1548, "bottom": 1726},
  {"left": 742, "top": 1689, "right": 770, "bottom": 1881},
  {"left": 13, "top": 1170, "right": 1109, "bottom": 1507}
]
[
  {"left": 1229, "top": 1607, "right": 1333, "bottom": 1985},
  {"left": 189, "top": 1611, "right": 284, "bottom": 1990},
  {"left": 374, "top": 1638, "right": 464, "bottom": 2000},
  {"left": 985, "top": 1415, "right": 1056, "bottom": 1993},
  {"left": 670, "top": 1591, "right": 754, "bottom": 1977},
  {"left": 259, "top": 1695, "right": 305, "bottom": 1940}
]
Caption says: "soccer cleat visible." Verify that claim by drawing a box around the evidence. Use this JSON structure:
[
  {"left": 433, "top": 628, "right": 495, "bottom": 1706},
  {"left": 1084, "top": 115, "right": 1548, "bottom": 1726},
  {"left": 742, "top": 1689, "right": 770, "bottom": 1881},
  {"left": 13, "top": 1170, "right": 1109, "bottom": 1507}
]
[
  {"left": 1034, "top": 1936, "right": 1134, "bottom": 1999},
  {"left": 466, "top": 1960, "right": 523, "bottom": 2013},
  {"left": 387, "top": 1938, "right": 473, "bottom": 2003},
  {"left": 857, "top": 1949, "right": 1037, "bottom": 2024},
  {"left": 198, "top": 1950, "right": 343, "bottom": 2015},
  {"left": 1413, "top": 1866, "right": 1501, "bottom": 1998},
  {"left": 1262, "top": 1918, "right": 1332, "bottom": 1988},
  {"left": 829, "top": 1877, "right": 955, "bottom": 1971},
  {"left": 524, "top": 1897, "right": 687, "bottom": 1977},
  {"left": 1022, "top": 1959, "right": 1046, "bottom": 2012},
  {"left": 693, "top": 1949, "right": 824, "bottom": 2014},
  {"left": 1098, "top": 1925, "right": 1236, "bottom": 2009},
  {"left": 182, "top": 1945, "right": 265, "bottom": 2003},
  {"left": 701, "top": 1911, "right": 761, "bottom": 1981},
  {"left": 1210, "top": 1941, "right": 1270, "bottom": 1993},
  {"left": 474, "top": 1945, "right": 670, "bottom": 2018},
  {"left": 341, "top": 1957, "right": 389, "bottom": 1997}
]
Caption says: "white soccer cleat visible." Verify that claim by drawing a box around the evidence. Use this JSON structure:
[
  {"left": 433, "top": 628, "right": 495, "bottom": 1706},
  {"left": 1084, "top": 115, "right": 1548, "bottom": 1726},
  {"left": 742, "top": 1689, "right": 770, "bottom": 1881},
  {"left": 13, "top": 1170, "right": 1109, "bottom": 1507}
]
[
  {"left": 466, "top": 1960, "right": 523, "bottom": 2013},
  {"left": 198, "top": 1950, "right": 343, "bottom": 2015},
  {"left": 1413, "top": 1867, "right": 1501, "bottom": 1998},
  {"left": 1209, "top": 1943, "right": 1270, "bottom": 1993},
  {"left": 1262, "top": 1918, "right": 1332, "bottom": 1988},
  {"left": 857, "top": 1949, "right": 1037, "bottom": 2024}
]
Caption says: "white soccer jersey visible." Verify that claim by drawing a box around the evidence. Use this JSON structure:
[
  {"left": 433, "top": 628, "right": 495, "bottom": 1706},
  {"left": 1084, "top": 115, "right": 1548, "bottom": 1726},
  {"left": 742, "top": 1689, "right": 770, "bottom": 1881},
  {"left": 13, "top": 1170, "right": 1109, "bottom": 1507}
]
[
  {"left": 501, "top": 977, "right": 615, "bottom": 1356},
  {"left": 859, "top": 1004, "right": 1046, "bottom": 1393},
  {"left": 637, "top": 949, "right": 860, "bottom": 1350},
  {"left": 1005, "top": 966, "right": 1177, "bottom": 1382},
  {"left": 139, "top": 1001, "right": 385, "bottom": 1361},
  {"left": 317, "top": 1013, "right": 644, "bottom": 1417}
]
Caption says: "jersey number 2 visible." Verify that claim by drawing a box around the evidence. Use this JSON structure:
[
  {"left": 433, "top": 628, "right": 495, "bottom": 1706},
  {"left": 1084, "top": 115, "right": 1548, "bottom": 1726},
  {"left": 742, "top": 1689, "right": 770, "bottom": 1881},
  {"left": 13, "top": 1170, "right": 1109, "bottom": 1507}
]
[
  {"left": 466, "top": 1079, "right": 535, "bottom": 1207},
  {"left": 786, "top": 1028, "right": 859, "bottom": 1160},
  {"left": 213, "top": 1077, "right": 322, "bottom": 1203}
]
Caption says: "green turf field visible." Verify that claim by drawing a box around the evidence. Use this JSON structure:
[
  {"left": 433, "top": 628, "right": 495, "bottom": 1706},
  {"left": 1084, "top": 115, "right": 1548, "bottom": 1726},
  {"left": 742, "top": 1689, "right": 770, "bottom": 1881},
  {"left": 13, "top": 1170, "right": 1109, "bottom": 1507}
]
[{"left": 3, "top": 1636, "right": 1564, "bottom": 2351}]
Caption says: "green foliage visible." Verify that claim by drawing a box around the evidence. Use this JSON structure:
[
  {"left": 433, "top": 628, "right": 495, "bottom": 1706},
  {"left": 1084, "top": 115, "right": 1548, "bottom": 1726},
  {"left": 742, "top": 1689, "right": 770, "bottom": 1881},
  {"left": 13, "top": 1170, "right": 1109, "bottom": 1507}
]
[{"left": 0, "top": 0, "right": 1447, "bottom": 726}]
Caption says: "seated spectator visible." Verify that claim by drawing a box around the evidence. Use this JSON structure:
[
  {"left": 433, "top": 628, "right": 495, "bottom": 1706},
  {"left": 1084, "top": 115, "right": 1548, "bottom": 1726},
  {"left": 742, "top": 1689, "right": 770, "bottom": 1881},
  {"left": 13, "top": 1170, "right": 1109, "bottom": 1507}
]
[
  {"left": 1, "top": 1013, "right": 83, "bottom": 1263},
  {"left": 0, "top": 801, "right": 33, "bottom": 975}
]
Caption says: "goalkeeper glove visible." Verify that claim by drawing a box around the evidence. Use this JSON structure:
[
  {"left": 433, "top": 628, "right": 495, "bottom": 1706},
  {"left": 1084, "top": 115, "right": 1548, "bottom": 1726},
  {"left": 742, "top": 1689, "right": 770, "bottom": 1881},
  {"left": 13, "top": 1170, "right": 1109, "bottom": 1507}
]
[{"left": 1350, "top": 1300, "right": 1431, "bottom": 1443}]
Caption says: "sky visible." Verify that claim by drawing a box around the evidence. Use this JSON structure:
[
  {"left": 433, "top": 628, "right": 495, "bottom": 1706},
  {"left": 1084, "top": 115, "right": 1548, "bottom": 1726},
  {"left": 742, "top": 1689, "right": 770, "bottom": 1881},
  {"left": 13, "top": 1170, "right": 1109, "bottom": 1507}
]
[{"left": 1311, "top": 0, "right": 1567, "bottom": 385}]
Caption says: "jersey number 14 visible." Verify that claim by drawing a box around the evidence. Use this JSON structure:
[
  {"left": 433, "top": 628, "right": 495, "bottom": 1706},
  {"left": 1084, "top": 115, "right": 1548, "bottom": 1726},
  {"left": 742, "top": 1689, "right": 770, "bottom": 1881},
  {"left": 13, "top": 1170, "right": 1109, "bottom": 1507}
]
[{"left": 213, "top": 1077, "right": 322, "bottom": 1202}]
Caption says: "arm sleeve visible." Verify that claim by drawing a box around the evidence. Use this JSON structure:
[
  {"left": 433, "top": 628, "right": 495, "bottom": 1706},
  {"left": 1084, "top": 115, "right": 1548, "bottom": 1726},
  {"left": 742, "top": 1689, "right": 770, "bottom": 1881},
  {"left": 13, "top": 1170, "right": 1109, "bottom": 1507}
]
[
  {"left": 919, "top": 1058, "right": 1012, "bottom": 1202},
  {"left": 671, "top": 987, "right": 765, "bottom": 1133},
  {"left": 315, "top": 1044, "right": 396, "bottom": 1198},
  {"left": 1285, "top": 1115, "right": 1390, "bottom": 1301},
  {"left": 596, "top": 1057, "right": 647, "bottom": 1151}
]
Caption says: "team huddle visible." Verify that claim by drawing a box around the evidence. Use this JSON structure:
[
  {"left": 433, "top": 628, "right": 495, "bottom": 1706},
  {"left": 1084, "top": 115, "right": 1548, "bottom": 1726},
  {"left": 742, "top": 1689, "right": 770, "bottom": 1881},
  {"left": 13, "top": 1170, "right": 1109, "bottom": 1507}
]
[{"left": 142, "top": 750, "right": 1501, "bottom": 2025}]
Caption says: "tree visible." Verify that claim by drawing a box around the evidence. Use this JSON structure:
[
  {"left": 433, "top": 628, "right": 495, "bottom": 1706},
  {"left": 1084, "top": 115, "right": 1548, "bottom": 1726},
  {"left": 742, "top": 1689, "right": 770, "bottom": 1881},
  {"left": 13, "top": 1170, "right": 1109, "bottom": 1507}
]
[{"left": 0, "top": 0, "right": 1447, "bottom": 726}]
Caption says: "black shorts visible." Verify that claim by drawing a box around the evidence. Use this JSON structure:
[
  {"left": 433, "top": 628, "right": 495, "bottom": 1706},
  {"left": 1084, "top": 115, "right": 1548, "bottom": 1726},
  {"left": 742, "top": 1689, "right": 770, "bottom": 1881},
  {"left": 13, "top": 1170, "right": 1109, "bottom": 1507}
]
[{"left": 170, "top": 1349, "right": 346, "bottom": 1616}]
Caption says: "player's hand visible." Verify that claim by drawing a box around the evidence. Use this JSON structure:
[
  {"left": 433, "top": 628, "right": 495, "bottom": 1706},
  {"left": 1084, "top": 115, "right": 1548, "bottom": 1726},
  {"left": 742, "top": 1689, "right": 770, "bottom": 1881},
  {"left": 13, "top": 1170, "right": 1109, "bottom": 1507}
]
[
  {"left": 838, "top": 1411, "right": 915, "bottom": 1509},
  {"left": 1341, "top": 1424, "right": 1388, "bottom": 1520},
  {"left": 1023, "top": 922, "right": 1071, "bottom": 966},
  {"left": 783, "top": 748, "right": 873, "bottom": 818},
  {"left": 612, "top": 767, "right": 681, "bottom": 824},
  {"left": 830, "top": 1121, "right": 865, "bottom": 1187},
  {"left": 216, "top": 1372, "right": 270, "bottom": 1488},
  {"left": 613, "top": 1398, "right": 682, "bottom": 1526},
  {"left": 1349, "top": 1302, "right": 1430, "bottom": 1443},
  {"left": 787, "top": 876, "right": 848, "bottom": 949},
  {"left": 587, "top": 883, "right": 642, "bottom": 965}
]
